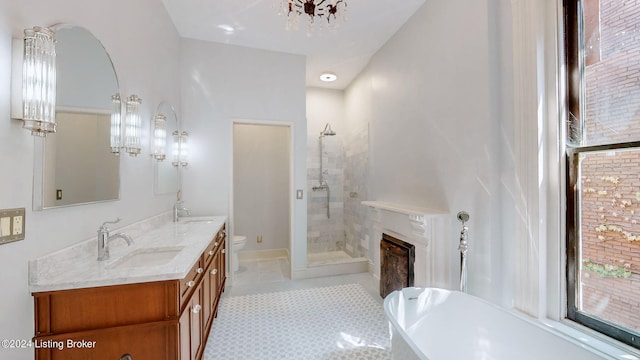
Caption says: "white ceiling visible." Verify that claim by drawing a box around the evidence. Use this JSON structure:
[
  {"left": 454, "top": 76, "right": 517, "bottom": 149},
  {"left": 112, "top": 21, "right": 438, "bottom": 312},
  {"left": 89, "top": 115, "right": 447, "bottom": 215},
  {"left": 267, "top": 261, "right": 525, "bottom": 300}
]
[{"left": 161, "top": 0, "right": 426, "bottom": 89}]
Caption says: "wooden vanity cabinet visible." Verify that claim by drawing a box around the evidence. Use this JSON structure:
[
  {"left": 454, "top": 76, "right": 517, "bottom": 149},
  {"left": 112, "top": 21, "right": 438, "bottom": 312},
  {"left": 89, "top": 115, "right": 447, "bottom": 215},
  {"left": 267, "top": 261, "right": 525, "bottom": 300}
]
[{"left": 32, "top": 224, "right": 227, "bottom": 360}]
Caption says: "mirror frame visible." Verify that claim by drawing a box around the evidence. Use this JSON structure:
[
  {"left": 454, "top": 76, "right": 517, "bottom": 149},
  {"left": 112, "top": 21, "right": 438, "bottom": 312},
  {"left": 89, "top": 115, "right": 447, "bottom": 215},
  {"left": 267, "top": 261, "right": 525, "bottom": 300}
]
[{"left": 33, "top": 24, "right": 121, "bottom": 210}]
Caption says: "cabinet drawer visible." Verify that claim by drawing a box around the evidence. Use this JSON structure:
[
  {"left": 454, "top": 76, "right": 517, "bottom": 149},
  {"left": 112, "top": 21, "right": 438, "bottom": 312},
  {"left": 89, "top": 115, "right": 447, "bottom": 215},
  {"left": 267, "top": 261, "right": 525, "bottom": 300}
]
[
  {"left": 33, "top": 282, "right": 180, "bottom": 335},
  {"left": 34, "top": 321, "right": 178, "bottom": 360},
  {"left": 203, "top": 226, "right": 226, "bottom": 267},
  {"left": 216, "top": 224, "right": 226, "bottom": 250},
  {"left": 179, "top": 259, "right": 204, "bottom": 303},
  {"left": 202, "top": 238, "right": 218, "bottom": 267}
]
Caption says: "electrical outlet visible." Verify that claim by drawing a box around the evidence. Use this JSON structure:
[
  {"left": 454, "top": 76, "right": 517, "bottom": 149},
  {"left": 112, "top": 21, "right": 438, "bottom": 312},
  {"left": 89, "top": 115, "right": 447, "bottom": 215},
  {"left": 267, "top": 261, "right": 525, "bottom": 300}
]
[
  {"left": 0, "top": 208, "right": 25, "bottom": 245},
  {"left": 12, "top": 215, "right": 23, "bottom": 235}
]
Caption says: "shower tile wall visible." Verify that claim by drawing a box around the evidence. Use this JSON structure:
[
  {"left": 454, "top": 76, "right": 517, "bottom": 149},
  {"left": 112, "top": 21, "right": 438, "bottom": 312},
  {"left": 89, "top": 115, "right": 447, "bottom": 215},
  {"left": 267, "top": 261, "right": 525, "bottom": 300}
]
[
  {"left": 307, "top": 135, "right": 345, "bottom": 254},
  {"left": 344, "top": 123, "right": 369, "bottom": 258}
]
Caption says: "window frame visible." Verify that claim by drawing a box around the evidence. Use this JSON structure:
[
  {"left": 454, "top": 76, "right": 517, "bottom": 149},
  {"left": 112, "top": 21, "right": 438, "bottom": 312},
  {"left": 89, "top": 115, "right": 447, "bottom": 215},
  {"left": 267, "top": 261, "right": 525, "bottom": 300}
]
[{"left": 564, "top": 0, "right": 640, "bottom": 349}]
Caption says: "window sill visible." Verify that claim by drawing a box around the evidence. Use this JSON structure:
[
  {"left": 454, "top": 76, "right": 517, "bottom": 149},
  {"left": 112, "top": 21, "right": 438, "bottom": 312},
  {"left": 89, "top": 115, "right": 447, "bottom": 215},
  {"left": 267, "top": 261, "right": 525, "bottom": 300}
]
[{"left": 540, "top": 318, "right": 640, "bottom": 360}]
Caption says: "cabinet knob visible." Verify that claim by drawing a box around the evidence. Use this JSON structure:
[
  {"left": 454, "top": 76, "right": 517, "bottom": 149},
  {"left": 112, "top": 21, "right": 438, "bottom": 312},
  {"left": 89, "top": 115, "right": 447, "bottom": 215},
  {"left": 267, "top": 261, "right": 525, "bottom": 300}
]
[
  {"left": 211, "top": 269, "right": 218, "bottom": 275},
  {"left": 214, "top": 242, "right": 219, "bottom": 247},
  {"left": 187, "top": 280, "right": 195, "bottom": 287},
  {"left": 192, "top": 304, "right": 202, "bottom": 314},
  {"left": 221, "top": 249, "right": 226, "bottom": 254},
  {"left": 209, "top": 250, "right": 214, "bottom": 256},
  {"left": 196, "top": 267, "right": 204, "bottom": 274}
]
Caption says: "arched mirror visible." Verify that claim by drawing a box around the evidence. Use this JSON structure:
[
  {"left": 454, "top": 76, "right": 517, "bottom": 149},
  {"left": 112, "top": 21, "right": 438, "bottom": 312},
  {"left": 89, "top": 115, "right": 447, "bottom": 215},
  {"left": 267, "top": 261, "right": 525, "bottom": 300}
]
[
  {"left": 33, "top": 25, "right": 120, "bottom": 210},
  {"left": 153, "top": 101, "right": 179, "bottom": 195}
]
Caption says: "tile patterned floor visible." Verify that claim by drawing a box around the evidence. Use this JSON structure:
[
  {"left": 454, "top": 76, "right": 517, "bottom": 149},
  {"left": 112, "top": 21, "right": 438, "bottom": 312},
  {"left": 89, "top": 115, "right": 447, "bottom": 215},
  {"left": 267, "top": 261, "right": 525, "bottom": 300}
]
[
  {"left": 203, "top": 258, "right": 391, "bottom": 359},
  {"left": 232, "top": 257, "right": 290, "bottom": 287}
]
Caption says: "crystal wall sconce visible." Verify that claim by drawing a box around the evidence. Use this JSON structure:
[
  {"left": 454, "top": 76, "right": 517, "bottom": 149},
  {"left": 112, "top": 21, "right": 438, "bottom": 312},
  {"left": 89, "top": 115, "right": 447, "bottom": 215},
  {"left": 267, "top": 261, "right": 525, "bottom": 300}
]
[
  {"left": 110, "top": 94, "right": 122, "bottom": 155},
  {"left": 110, "top": 94, "right": 142, "bottom": 156},
  {"left": 124, "top": 94, "right": 142, "bottom": 156},
  {"left": 172, "top": 131, "right": 189, "bottom": 167},
  {"left": 152, "top": 114, "right": 167, "bottom": 161},
  {"left": 11, "top": 26, "right": 57, "bottom": 136}
]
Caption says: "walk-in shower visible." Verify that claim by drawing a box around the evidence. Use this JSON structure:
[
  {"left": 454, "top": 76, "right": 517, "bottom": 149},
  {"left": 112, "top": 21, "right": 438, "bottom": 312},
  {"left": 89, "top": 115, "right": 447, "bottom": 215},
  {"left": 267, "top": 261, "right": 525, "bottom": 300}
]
[
  {"left": 312, "top": 123, "right": 335, "bottom": 218},
  {"left": 307, "top": 123, "right": 368, "bottom": 274}
]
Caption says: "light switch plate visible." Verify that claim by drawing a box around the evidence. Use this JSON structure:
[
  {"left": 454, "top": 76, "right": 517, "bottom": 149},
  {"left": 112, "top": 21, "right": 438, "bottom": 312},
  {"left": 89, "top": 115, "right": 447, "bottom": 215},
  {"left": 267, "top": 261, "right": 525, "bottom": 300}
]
[
  {"left": 0, "top": 217, "right": 10, "bottom": 237},
  {"left": 0, "top": 208, "right": 26, "bottom": 245}
]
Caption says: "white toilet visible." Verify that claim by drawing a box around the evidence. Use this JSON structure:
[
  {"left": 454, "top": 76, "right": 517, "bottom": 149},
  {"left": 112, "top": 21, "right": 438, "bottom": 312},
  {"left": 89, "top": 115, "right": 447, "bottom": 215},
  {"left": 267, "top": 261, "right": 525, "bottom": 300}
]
[{"left": 232, "top": 235, "right": 247, "bottom": 272}]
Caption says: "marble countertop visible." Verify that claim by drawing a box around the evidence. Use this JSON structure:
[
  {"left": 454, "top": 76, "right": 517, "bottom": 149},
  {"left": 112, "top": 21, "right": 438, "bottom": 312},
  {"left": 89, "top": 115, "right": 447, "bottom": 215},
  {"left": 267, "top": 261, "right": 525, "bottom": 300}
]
[{"left": 29, "top": 214, "right": 227, "bottom": 293}]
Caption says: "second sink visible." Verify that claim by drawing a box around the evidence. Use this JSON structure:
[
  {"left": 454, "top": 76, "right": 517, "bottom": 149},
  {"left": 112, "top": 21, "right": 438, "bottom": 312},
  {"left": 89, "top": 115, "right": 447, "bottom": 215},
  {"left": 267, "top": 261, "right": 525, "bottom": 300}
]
[{"left": 106, "top": 246, "right": 185, "bottom": 269}]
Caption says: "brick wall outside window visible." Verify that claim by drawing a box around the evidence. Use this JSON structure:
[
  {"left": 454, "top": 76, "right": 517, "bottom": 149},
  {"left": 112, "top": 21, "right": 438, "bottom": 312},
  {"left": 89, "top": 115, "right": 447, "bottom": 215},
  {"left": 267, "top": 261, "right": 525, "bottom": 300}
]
[{"left": 580, "top": 0, "right": 640, "bottom": 331}]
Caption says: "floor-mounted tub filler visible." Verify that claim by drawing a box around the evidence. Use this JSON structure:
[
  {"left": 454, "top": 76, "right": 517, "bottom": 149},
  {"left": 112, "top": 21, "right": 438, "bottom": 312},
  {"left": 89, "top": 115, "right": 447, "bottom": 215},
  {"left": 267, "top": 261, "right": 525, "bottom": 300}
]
[{"left": 383, "top": 287, "right": 638, "bottom": 360}]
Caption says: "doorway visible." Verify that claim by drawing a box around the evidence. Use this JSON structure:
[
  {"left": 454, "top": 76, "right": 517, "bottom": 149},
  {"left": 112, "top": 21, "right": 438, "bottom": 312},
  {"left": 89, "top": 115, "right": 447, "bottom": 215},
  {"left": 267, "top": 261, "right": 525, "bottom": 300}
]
[{"left": 231, "top": 121, "right": 292, "bottom": 284}]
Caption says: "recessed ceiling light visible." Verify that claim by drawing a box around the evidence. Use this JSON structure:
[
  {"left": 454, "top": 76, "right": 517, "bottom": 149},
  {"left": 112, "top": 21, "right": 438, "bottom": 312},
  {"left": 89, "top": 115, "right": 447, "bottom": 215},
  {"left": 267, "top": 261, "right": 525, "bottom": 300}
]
[{"left": 319, "top": 72, "right": 337, "bottom": 82}]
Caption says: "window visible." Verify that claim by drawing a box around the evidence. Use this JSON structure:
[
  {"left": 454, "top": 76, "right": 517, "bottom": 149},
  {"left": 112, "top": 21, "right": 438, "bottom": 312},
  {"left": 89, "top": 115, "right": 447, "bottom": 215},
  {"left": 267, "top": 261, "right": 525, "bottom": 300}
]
[{"left": 565, "top": 0, "right": 640, "bottom": 349}]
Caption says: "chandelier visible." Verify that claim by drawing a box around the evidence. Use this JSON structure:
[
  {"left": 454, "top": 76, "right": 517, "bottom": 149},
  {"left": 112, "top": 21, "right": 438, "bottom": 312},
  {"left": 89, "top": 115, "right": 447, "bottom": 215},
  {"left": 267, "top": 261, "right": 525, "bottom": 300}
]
[{"left": 279, "top": 0, "right": 348, "bottom": 31}]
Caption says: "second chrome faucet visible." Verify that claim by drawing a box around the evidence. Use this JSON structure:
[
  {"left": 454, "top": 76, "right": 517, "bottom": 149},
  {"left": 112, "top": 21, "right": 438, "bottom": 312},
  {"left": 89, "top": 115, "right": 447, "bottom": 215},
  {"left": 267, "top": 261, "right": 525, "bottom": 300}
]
[
  {"left": 97, "top": 218, "right": 134, "bottom": 261},
  {"left": 173, "top": 190, "right": 190, "bottom": 222}
]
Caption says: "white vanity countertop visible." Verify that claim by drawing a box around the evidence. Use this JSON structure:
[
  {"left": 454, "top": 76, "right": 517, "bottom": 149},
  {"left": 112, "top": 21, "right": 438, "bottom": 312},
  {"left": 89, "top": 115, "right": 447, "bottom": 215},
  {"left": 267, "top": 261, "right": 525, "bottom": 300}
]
[{"left": 29, "top": 214, "right": 227, "bottom": 293}]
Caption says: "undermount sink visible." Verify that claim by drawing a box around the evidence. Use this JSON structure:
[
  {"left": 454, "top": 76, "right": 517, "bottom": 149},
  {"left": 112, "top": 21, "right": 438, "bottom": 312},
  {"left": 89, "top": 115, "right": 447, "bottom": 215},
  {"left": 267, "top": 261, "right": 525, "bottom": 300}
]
[
  {"left": 179, "top": 216, "right": 216, "bottom": 224},
  {"left": 106, "top": 246, "right": 185, "bottom": 269}
]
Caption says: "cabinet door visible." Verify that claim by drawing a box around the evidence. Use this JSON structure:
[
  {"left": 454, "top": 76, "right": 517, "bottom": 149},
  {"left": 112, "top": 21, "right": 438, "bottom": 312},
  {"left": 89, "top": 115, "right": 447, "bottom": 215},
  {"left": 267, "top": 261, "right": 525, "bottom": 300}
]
[
  {"left": 208, "top": 252, "right": 220, "bottom": 319},
  {"left": 217, "top": 240, "right": 226, "bottom": 295},
  {"left": 191, "top": 285, "right": 203, "bottom": 360},
  {"left": 203, "top": 262, "right": 212, "bottom": 332},
  {"left": 179, "top": 283, "right": 203, "bottom": 360},
  {"left": 179, "top": 302, "right": 190, "bottom": 360}
]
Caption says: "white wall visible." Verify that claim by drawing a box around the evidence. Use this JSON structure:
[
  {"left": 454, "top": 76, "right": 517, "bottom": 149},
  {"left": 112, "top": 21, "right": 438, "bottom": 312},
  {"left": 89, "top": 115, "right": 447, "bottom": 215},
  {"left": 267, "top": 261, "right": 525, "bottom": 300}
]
[
  {"left": 346, "top": 0, "right": 516, "bottom": 304},
  {"left": 0, "top": 1, "right": 182, "bottom": 358},
  {"left": 306, "top": 88, "right": 345, "bottom": 137},
  {"left": 179, "top": 39, "right": 308, "bottom": 269}
]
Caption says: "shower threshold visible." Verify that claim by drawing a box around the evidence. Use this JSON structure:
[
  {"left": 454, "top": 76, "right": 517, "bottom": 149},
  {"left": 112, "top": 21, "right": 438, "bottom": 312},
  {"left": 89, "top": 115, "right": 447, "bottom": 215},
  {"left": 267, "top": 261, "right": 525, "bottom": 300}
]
[
  {"left": 307, "top": 251, "right": 366, "bottom": 266},
  {"left": 293, "top": 251, "right": 368, "bottom": 279}
]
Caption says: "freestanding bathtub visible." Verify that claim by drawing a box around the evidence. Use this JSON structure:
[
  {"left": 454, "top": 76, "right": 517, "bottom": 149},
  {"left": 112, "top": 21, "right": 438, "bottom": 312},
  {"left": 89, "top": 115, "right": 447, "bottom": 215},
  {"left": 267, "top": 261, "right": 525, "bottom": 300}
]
[{"left": 383, "top": 287, "right": 627, "bottom": 360}]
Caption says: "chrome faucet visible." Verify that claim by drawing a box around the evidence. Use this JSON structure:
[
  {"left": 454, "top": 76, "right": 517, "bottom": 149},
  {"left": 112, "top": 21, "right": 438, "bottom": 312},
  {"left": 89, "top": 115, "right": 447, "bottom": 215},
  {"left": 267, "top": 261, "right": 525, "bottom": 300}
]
[
  {"left": 97, "top": 218, "right": 134, "bottom": 261},
  {"left": 173, "top": 201, "right": 191, "bottom": 222},
  {"left": 173, "top": 190, "right": 191, "bottom": 222}
]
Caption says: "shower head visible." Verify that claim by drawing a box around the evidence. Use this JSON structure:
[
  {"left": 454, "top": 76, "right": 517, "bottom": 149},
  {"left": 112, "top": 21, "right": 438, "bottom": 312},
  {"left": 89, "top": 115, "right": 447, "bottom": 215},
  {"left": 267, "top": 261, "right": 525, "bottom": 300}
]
[{"left": 320, "top": 123, "right": 336, "bottom": 137}]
